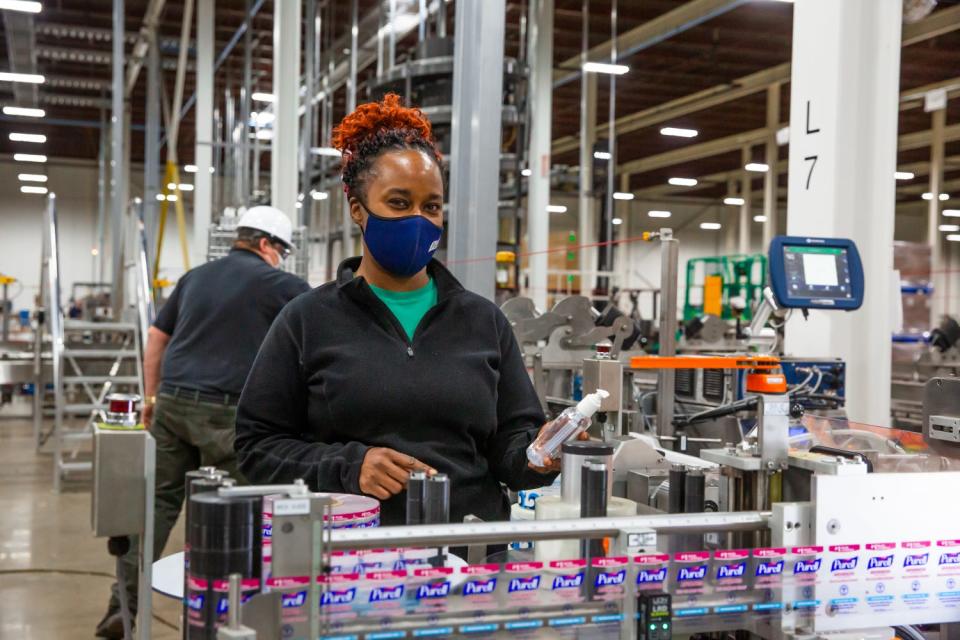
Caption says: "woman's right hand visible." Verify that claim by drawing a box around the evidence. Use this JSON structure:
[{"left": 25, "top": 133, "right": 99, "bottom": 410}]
[{"left": 359, "top": 447, "right": 436, "bottom": 500}]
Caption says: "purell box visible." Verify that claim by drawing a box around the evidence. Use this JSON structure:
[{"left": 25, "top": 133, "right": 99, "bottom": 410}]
[
  {"left": 670, "top": 551, "right": 712, "bottom": 619},
  {"left": 822, "top": 544, "right": 862, "bottom": 618},
  {"left": 711, "top": 549, "right": 750, "bottom": 617},
  {"left": 934, "top": 539, "right": 960, "bottom": 612},
  {"left": 501, "top": 562, "right": 544, "bottom": 608},
  {"left": 863, "top": 542, "right": 897, "bottom": 615},
  {"left": 409, "top": 567, "right": 454, "bottom": 613},
  {"left": 361, "top": 569, "right": 408, "bottom": 620},
  {"left": 591, "top": 556, "right": 629, "bottom": 602},
  {"left": 634, "top": 553, "right": 670, "bottom": 594},
  {"left": 750, "top": 548, "right": 786, "bottom": 615},
  {"left": 899, "top": 540, "right": 933, "bottom": 614},
  {"left": 545, "top": 559, "right": 587, "bottom": 605},
  {"left": 460, "top": 564, "right": 500, "bottom": 612},
  {"left": 786, "top": 546, "right": 823, "bottom": 614}
]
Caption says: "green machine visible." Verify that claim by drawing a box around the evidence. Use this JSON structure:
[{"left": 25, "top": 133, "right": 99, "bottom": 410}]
[{"left": 683, "top": 254, "right": 767, "bottom": 321}]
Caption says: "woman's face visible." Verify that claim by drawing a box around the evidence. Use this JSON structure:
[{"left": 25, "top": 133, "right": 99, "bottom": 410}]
[{"left": 350, "top": 148, "right": 444, "bottom": 228}]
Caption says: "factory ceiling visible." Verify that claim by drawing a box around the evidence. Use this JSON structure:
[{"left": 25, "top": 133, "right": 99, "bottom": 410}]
[{"left": 0, "top": 0, "right": 959, "bottom": 207}]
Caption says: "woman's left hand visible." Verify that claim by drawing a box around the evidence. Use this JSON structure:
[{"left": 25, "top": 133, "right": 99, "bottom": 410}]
[{"left": 527, "top": 428, "right": 591, "bottom": 474}]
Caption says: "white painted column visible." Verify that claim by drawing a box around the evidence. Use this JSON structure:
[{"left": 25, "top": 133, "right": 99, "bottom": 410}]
[
  {"left": 579, "top": 72, "right": 598, "bottom": 295},
  {"left": 762, "top": 83, "right": 780, "bottom": 250},
  {"left": 739, "top": 146, "right": 751, "bottom": 255},
  {"left": 785, "top": 0, "right": 902, "bottom": 427},
  {"left": 928, "top": 105, "right": 946, "bottom": 323},
  {"left": 194, "top": 0, "right": 214, "bottom": 265},
  {"left": 526, "top": 0, "right": 554, "bottom": 311},
  {"left": 724, "top": 177, "right": 737, "bottom": 254},
  {"left": 272, "top": 0, "right": 301, "bottom": 223}
]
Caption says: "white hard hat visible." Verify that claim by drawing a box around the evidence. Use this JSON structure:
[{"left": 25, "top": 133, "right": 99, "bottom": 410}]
[{"left": 237, "top": 205, "right": 294, "bottom": 248}]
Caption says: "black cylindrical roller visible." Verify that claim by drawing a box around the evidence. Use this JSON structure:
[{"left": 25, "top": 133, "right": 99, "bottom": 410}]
[
  {"left": 683, "top": 469, "right": 705, "bottom": 514},
  {"left": 406, "top": 471, "right": 427, "bottom": 525},
  {"left": 423, "top": 474, "right": 450, "bottom": 525},
  {"left": 668, "top": 465, "right": 686, "bottom": 514}
]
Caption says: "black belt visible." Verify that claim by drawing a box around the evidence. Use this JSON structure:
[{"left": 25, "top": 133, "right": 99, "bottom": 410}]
[{"left": 159, "top": 383, "right": 240, "bottom": 406}]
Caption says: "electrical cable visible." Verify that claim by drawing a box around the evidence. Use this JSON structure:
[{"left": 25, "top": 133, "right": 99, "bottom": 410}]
[{"left": 0, "top": 568, "right": 178, "bottom": 630}]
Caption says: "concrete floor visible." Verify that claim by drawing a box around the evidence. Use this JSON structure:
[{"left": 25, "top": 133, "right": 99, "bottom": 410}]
[{"left": 0, "top": 416, "right": 183, "bottom": 639}]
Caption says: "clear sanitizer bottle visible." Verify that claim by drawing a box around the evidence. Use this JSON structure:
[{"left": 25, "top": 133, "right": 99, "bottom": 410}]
[{"left": 526, "top": 390, "right": 609, "bottom": 467}]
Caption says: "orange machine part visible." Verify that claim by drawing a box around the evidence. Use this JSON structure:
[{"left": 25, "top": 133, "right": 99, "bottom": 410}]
[
  {"left": 630, "top": 355, "right": 781, "bottom": 370},
  {"left": 746, "top": 373, "right": 788, "bottom": 393},
  {"left": 703, "top": 274, "right": 723, "bottom": 317}
]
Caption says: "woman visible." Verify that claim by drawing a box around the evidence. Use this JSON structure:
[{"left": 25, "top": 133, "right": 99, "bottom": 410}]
[{"left": 235, "top": 94, "right": 560, "bottom": 525}]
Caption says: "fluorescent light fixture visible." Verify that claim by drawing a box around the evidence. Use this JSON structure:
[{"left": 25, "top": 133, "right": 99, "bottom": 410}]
[
  {"left": 612, "top": 217, "right": 623, "bottom": 225},
  {"left": 948, "top": 234, "right": 960, "bottom": 242},
  {"left": 0, "top": 71, "right": 44, "bottom": 84},
  {"left": 593, "top": 151, "right": 611, "bottom": 161},
  {"left": 648, "top": 210, "right": 671, "bottom": 218},
  {"left": 311, "top": 146, "right": 342, "bottom": 157},
  {"left": 776, "top": 126, "right": 790, "bottom": 146},
  {"left": 923, "top": 192, "right": 950, "bottom": 201},
  {"left": 546, "top": 205, "right": 568, "bottom": 213},
  {"left": 166, "top": 182, "right": 194, "bottom": 192},
  {"left": 668, "top": 177, "right": 698, "bottom": 187},
  {"left": 18, "top": 173, "right": 46, "bottom": 182},
  {"left": 20, "top": 185, "right": 47, "bottom": 194},
  {"left": 310, "top": 190, "right": 329, "bottom": 200},
  {"left": 723, "top": 197, "right": 745, "bottom": 206},
  {"left": 184, "top": 164, "right": 197, "bottom": 173},
  {"left": 3, "top": 106, "right": 45, "bottom": 117},
  {"left": 10, "top": 132, "right": 46, "bottom": 143},
  {"left": 754, "top": 215, "right": 768, "bottom": 222},
  {"left": 165, "top": 194, "right": 178, "bottom": 202},
  {"left": 255, "top": 129, "right": 273, "bottom": 140},
  {"left": 521, "top": 168, "right": 532, "bottom": 177},
  {"left": 660, "top": 127, "right": 698, "bottom": 138},
  {"left": 253, "top": 111, "right": 274, "bottom": 127},
  {"left": 14, "top": 153, "right": 46, "bottom": 162},
  {"left": 700, "top": 222, "right": 722, "bottom": 230},
  {"left": 91, "top": 248, "right": 99, "bottom": 256},
  {"left": 745, "top": 162, "right": 769, "bottom": 172},
  {"left": 0, "top": 1, "right": 43, "bottom": 13},
  {"left": 295, "top": 202, "right": 303, "bottom": 208},
  {"left": 582, "top": 61, "right": 629, "bottom": 75},
  {"left": 612, "top": 192, "right": 635, "bottom": 201},
  {"left": 944, "top": 210, "right": 960, "bottom": 217},
  {"left": 251, "top": 92, "right": 275, "bottom": 102},
  {"left": 155, "top": 193, "right": 165, "bottom": 201},
  {"left": 940, "top": 224, "right": 960, "bottom": 232},
  {"left": 895, "top": 171, "right": 915, "bottom": 180}
]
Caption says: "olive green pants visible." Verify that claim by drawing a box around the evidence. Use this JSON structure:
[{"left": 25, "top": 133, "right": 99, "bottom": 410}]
[{"left": 108, "top": 392, "right": 245, "bottom": 613}]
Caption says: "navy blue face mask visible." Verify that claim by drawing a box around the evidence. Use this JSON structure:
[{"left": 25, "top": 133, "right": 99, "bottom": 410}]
[{"left": 359, "top": 200, "right": 443, "bottom": 277}]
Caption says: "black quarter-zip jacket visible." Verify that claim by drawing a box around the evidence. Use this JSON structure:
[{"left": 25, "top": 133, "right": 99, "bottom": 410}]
[{"left": 235, "top": 257, "right": 556, "bottom": 525}]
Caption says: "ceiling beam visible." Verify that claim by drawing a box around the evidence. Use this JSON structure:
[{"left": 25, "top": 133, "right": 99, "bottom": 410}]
[
  {"left": 620, "top": 126, "right": 775, "bottom": 176},
  {"left": 552, "top": 0, "right": 747, "bottom": 87},
  {"left": 2, "top": 10, "right": 38, "bottom": 106},
  {"left": 902, "top": 4, "right": 960, "bottom": 46}
]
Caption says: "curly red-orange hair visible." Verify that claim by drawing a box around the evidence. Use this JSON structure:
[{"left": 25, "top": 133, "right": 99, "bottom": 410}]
[{"left": 332, "top": 93, "right": 442, "bottom": 199}]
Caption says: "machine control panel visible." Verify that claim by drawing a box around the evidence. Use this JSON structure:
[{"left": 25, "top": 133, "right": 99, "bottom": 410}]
[
  {"left": 637, "top": 593, "right": 672, "bottom": 640},
  {"left": 768, "top": 236, "right": 864, "bottom": 310}
]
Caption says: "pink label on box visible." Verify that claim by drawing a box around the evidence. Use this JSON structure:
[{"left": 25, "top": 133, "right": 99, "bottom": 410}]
[
  {"left": 753, "top": 548, "right": 786, "bottom": 558},
  {"left": 866, "top": 543, "right": 896, "bottom": 551},
  {"left": 188, "top": 577, "right": 207, "bottom": 590},
  {"left": 634, "top": 554, "right": 670, "bottom": 564},
  {"left": 903, "top": 541, "right": 931, "bottom": 549},
  {"left": 550, "top": 560, "right": 587, "bottom": 570},
  {"left": 505, "top": 562, "right": 543, "bottom": 572},
  {"left": 591, "top": 556, "right": 628, "bottom": 568},
  {"left": 792, "top": 546, "right": 823, "bottom": 555},
  {"left": 938, "top": 540, "right": 960, "bottom": 547},
  {"left": 829, "top": 544, "right": 860, "bottom": 553},
  {"left": 675, "top": 551, "right": 711, "bottom": 562},
  {"left": 319, "top": 573, "right": 359, "bottom": 584},
  {"left": 461, "top": 564, "right": 499, "bottom": 575},
  {"left": 715, "top": 549, "right": 750, "bottom": 560},
  {"left": 414, "top": 567, "right": 454, "bottom": 578},
  {"left": 364, "top": 570, "right": 406, "bottom": 581},
  {"left": 266, "top": 576, "right": 310, "bottom": 588}
]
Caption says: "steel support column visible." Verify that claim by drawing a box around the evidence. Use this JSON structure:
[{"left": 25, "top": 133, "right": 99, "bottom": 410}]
[
  {"left": 240, "top": 0, "right": 252, "bottom": 207},
  {"left": 785, "top": 0, "right": 902, "bottom": 426},
  {"left": 342, "top": 0, "right": 359, "bottom": 257},
  {"left": 724, "top": 177, "right": 737, "bottom": 254},
  {"left": 762, "top": 83, "right": 780, "bottom": 249},
  {"left": 448, "top": 0, "right": 506, "bottom": 299},
  {"left": 929, "top": 106, "right": 946, "bottom": 323},
  {"left": 739, "top": 146, "right": 751, "bottom": 255},
  {"left": 194, "top": 0, "right": 215, "bottom": 264},
  {"left": 272, "top": 0, "right": 301, "bottom": 223},
  {"left": 144, "top": 30, "right": 161, "bottom": 274},
  {"left": 301, "top": 0, "right": 317, "bottom": 227},
  {"left": 526, "top": 0, "right": 553, "bottom": 310},
  {"left": 578, "top": 0, "right": 597, "bottom": 296},
  {"left": 109, "top": 0, "right": 126, "bottom": 307}
]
